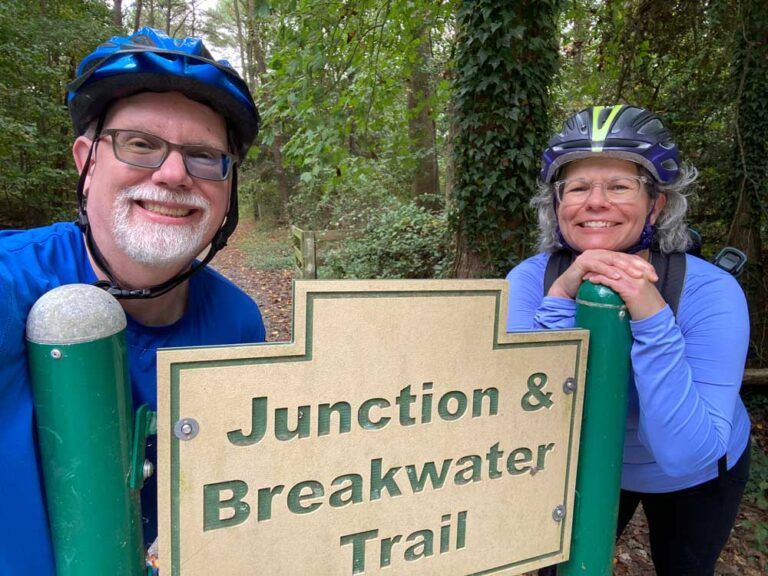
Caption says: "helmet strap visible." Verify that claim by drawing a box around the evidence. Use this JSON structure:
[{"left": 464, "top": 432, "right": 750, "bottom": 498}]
[
  {"left": 75, "top": 115, "right": 105, "bottom": 233},
  {"left": 625, "top": 197, "right": 657, "bottom": 254}
]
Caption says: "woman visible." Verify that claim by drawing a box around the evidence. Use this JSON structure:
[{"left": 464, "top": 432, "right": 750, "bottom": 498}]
[{"left": 507, "top": 105, "right": 751, "bottom": 575}]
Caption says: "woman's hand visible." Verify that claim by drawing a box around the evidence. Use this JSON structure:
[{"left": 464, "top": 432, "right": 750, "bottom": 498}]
[{"left": 547, "top": 249, "right": 666, "bottom": 320}]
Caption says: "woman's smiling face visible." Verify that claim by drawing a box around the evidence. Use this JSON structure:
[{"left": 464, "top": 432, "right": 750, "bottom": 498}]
[{"left": 556, "top": 157, "right": 666, "bottom": 253}]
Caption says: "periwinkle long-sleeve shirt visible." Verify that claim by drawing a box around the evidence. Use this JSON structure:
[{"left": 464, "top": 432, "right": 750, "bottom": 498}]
[{"left": 506, "top": 252, "right": 751, "bottom": 493}]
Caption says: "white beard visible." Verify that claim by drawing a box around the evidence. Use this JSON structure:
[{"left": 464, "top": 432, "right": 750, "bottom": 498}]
[{"left": 111, "top": 184, "right": 212, "bottom": 267}]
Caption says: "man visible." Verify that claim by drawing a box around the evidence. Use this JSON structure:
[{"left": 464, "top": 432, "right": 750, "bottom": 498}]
[{"left": 0, "top": 28, "right": 266, "bottom": 574}]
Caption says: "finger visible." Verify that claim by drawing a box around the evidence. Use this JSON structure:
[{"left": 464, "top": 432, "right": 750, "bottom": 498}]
[
  {"left": 583, "top": 266, "right": 621, "bottom": 281},
  {"left": 584, "top": 273, "right": 618, "bottom": 289},
  {"left": 609, "top": 256, "right": 658, "bottom": 282}
]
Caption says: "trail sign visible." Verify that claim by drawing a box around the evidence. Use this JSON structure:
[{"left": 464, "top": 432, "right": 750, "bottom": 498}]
[{"left": 157, "top": 280, "right": 587, "bottom": 575}]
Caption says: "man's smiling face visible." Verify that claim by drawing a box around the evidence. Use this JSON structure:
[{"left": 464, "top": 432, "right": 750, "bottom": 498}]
[{"left": 75, "top": 91, "right": 231, "bottom": 270}]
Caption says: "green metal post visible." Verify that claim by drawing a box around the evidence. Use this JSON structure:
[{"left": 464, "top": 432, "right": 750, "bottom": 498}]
[
  {"left": 26, "top": 284, "right": 145, "bottom": 576},
  {"left": 559, "top": 282, "right": 632, "bottom": 575}
]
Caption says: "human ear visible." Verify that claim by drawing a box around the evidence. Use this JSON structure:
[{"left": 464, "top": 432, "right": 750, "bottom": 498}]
[
  {"left": 650, "top": 193, "right": 667, "bottom": 224},
  {"left": 72, "top": 136, "right": 95, "bottom": 174}
]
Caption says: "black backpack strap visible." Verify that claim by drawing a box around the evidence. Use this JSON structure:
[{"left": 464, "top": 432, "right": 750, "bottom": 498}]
[
  {"left": 649, "top": 251, "right": 687, "bottom": 317},
  {"left": 543, "top": 250, "right": 575, "bottom": 296}
]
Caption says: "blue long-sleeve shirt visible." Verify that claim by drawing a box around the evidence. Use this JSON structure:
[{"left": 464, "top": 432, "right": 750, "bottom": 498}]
[
  {"left": 506, "top": 252, "right": 751, "bottom": 493},
  {"left": 0, "top": 222, "right": 266, "bottom": 575}
]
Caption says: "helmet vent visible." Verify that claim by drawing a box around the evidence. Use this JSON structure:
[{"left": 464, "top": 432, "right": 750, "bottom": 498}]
[
  {"left": 604, "top": 138, "right": 651, "bottom": 150},
  {"left": 133, "top": 34, "right": 154, "bottom": 46},
  {"left": 554, "top": 140, "right": 593, "bottom": 151},
  {"left": 541, "top": 105, "right": 680, "bottom": 185},
  {"left": 637, "top": 118, "right": 664, "bottom": 135},
  {"left": 575, "top": 113, "right": 588, "bottom": 134},
  {"left": 597, "top": 107, "right": 613, "bottom": 125}
]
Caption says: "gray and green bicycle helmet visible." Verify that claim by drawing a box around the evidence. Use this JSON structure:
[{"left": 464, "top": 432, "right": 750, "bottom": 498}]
[{"left": 540, "top": 105, "right": 680, "bottom": 184}]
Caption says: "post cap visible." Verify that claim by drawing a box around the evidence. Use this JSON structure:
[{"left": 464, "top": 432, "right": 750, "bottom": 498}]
[{"left": 26, "top": 284, "right": 126, "bottom": 345}]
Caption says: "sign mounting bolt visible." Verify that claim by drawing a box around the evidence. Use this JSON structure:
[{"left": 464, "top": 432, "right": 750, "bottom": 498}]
[{"left": 174, "top": 418, "right": 199, "bottom": 441}]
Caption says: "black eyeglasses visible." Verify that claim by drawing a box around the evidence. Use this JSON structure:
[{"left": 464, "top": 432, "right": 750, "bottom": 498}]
[{"left": 99, "top": 129, "right": 236, "bottom": 181}]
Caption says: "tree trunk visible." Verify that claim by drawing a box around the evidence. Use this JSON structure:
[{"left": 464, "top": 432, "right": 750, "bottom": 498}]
[
  {"left": 133, "top": 0, "right": 143, "bottom": 31},
  {"left": 407, "top": 24, "right": 440, "bottom": 210},
  {"left": 453, "top": 216, "right": 489, "bottom": 279},
  {"left": 245, "top": 0, "right": 256, "bottom": 80},
  {"left": 726, "top": 0, "right": 768, "bottom": 364},
  {"left": 245, "top": 0, "right": 292, "bottom": 221},
  {"left": 232, "top": 0, "right": 247, "bottom": 78},
  {"left": 164, "top": 0, "right": 172, "bottom": 34},
  {"left": 187, "top": 0, "right": 197, "bottom": 36},
  {"left": 727, "top": 183, "right": 762, "bottom": 264},
  {"left": 451, "top": 0, "right": 561, "bottom": 278},
  {"left": 252, "top": 37, "right": 291, "bottom": 220},
  {"left": 112, "top": 0, "right": 123, "bottom": 27}
]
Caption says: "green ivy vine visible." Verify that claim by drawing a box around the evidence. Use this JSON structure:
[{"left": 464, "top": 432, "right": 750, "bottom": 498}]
[{"left": 451, "top": 0, "right": 563, "bottom": 276}]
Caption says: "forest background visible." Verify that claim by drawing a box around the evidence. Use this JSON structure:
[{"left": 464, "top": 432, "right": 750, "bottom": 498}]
[
  {"left": 2, "top": 0, "right": 768, "bottom": 349},
  {"left": 0, "top": 0, "right": 766, "bottom": 567},
  {"left": 2, "top": 0, "right": 767, "bottom": 363}
]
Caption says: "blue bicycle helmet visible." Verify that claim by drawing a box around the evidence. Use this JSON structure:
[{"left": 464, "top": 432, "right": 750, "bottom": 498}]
[
  {"left": 540, "top": 105, "right": 680, "bottom": 184},
  {"left": 68, "top": 28, "right": 259, "bottom": 299},
  {"left": 68, "top": 27, "right": 259, "bottom": 158}
]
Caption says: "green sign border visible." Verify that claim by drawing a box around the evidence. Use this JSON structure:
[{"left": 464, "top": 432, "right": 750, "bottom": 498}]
[{"left": 166, "top": 288, "right": 585, "bottom": 575}]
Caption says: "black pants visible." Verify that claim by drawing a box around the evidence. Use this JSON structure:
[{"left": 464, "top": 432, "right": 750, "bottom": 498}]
[{"left": 539, "top": 440, "right": 750, "bottom": 576}]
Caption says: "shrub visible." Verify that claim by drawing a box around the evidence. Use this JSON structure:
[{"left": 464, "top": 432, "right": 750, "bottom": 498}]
[{"left": 324, "top": 199, "right": 449, "bottom": 279}]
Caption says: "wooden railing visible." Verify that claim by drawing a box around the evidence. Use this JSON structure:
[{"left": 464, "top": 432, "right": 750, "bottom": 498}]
[
  {"left": 744, "top": 368, "right": 768, "bottom": 387},
  {"left": 291, "top": 226, "right": 357, "bottom": 279}
]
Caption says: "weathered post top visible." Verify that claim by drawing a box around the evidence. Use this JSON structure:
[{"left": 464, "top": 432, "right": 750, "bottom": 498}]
[{"left": 26, "top": 283, "right": 126, "bottom": 344}]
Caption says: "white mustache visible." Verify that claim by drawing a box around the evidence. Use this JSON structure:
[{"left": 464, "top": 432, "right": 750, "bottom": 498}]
[
  {"left": 111, "top": 184, "right": 213, "bottom": 267},
  {"left": 118, "top": 184, "right": 210, "bottom": 210}
]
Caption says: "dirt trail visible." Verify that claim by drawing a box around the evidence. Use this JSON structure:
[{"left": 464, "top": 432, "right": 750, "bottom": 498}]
[{"left": 210, "top": 220, "right": 294, "bottom": 342}]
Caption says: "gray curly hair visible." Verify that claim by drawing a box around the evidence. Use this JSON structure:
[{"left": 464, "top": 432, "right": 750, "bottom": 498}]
[{"left": 532, "top": 163, "right": 698, "bottom": 254}]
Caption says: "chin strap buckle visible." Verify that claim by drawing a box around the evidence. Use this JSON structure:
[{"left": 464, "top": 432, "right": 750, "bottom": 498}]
[{"left": 93, "top": 280, "right": 151, "bottom": 299}]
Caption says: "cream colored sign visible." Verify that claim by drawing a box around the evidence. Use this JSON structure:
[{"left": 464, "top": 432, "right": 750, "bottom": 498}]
[{"left": 157, "top": 280, "right": 588, "bottom": 576}]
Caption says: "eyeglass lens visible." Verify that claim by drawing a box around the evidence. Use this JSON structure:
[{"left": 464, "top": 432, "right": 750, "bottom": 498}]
[
  {"left": 557, "top": 176, "right": 645, "bottom": 205},
  {"left": 105, "top": 129, "right": 233, "bottom": 181}
]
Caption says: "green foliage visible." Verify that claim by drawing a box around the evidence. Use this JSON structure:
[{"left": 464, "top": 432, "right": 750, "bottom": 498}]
[
  {"left": 0, "top": 0, "right": 116, "bottom": 228},
  {"left": 730, "top": 2, "right": 768, "bottom": 209},
  {"left": 287, "top": 155, "right": 414, "bottom": 230},
  {"left": 745, "top": 443, "right": 768, "bottom": 510},
  {"left": 742, "top": 390, "right": 768, "bottom": 553},
  {"left": 451, "top": 0, "right": 563, "bottom": 276},
  {"left": 728, "top": 0, "right": 768, "bottom": 365},
  {"left": 252, "top": 0, "right": 454, "bottom": 222},
  {"left": 324, "top": 199, "right": 450, "bottom": 279},
  {"left": 555, "top": 1, "right": 740, "bottom": 252},
  {"left": 238, "top": 160, "right": 286, "bottom": 224}
]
